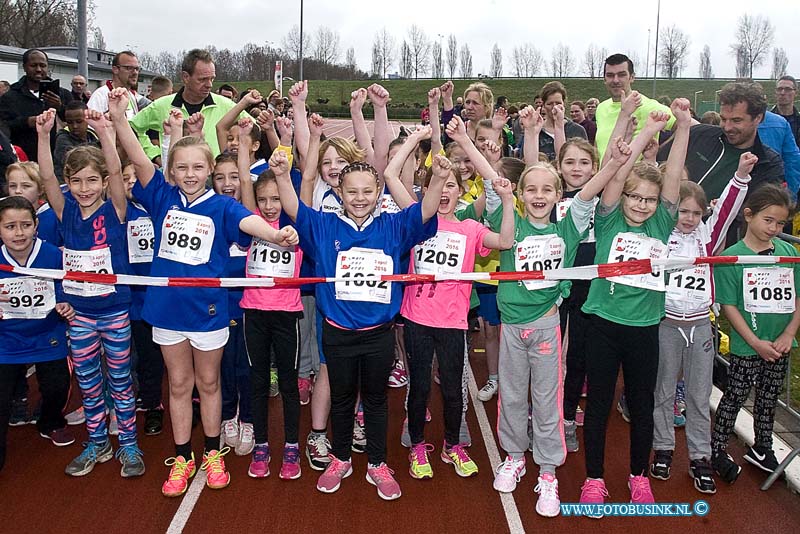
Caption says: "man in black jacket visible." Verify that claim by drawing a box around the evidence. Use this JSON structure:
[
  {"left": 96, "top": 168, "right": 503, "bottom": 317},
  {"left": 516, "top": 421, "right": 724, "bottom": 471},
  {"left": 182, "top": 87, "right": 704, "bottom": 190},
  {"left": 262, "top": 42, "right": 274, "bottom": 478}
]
[{"left": 0, "top": 49, "right": 73, "bottom": 162}]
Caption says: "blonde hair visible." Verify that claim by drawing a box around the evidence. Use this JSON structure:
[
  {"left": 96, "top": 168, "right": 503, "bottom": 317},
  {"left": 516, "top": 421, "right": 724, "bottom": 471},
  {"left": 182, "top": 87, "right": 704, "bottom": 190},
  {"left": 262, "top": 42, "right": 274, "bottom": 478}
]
[
  {"left": 63, "top": 146, "right": 108, "bottom": 183},
  {"left": 5, "top": 161, "right": 44, "bottom": 200},
  {"left": 679, "top": 181, "right": 708, "bottom": 211},
  {"left": 317, "top": 137, "right": 366, "bottom": 175},
  {"left": 168, "top": 136, "right": 215, "bottom": 179},
  {"left": 518, "top": 162, "right": 562, "bottom": 197},
  {"left": 623, "top": 161, "right": 663, "bottom": 194},
  {"left": 464, "top": 82, "right": 494, "bottom": 119}
]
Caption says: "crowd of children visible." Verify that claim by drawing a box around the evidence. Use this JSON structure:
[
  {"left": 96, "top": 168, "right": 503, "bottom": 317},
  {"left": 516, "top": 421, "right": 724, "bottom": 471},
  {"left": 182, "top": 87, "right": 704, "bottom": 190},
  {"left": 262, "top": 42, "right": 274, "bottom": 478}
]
[{"left": 0, "top": 77, "right": 797, "bottom": 518}]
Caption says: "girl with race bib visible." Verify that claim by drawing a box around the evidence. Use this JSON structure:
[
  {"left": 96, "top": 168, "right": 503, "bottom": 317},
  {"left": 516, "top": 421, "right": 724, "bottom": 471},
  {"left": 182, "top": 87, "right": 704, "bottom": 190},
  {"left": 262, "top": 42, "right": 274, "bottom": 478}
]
[
  {"left": 383, "top": 125, "right": 516, "bottom": 481},
  {"left": 711, "top": 184, "right": 800, "bottom": 485},
  {"left": 274, "top": 148, "right": 442, "bottom": 501},
  {"left": 650, "top": 146, "right": 753, "bottom": 494},
  {"left": 36, "top": 108, "right": 144, "bottom": 478},
  {"left": 0, "top": 196, "right": 75, "bottom": 471},
  {"left": 578, "top": 105, "right": 682, "bottom": 510},
  {"left": 236, "top": 121, "right": 304, "bottom": 480},
  {"left": 109, "top": 87, "right": 298, "bottom": 497},
  {"left": 5, "top": 161, "right": 62, "bottom": 246},
  {"left": 449, "top": 114, "right": 630, "bottom": 517}
]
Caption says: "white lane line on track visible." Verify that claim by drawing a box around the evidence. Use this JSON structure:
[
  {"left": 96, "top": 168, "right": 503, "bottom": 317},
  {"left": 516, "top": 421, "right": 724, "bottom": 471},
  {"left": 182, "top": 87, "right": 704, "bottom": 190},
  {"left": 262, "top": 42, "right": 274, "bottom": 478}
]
[
  {"left": 466, "top": 360, "right": 526, "bottom": 534},
  {"left": 166, "top": 469, "right": 207, "bottom": 533}
]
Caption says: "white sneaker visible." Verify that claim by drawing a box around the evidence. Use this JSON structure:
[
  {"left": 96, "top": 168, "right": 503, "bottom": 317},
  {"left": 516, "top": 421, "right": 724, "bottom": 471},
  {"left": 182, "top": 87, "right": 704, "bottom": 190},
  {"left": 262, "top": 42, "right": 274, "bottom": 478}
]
[
  {"left": 477, "top": 379, "right": 498, "bottom": 402},
  {"left": 235, "top": 422, "right": 255, "bottom": 456},
  {"left": 65, "top": 406, "right": 85, "bottom": 426},
  {"left": 534, "top": 473, "right": 561, "bottom": 517},
  {"left": 493, "top": 456, "right": 526, "bottom": 493},
  {"left": 222, "top": 418, "right": 240, "bottom": 449}
]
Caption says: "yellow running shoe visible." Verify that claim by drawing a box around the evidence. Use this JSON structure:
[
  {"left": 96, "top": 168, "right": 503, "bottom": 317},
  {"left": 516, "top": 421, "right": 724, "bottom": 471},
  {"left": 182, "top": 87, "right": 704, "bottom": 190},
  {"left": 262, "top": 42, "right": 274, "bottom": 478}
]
[
  {"left": 408, "top": 443, "right": 434, "bottom": 479},
  {"left": 202, "top": 447, "right": 231, "bottom": 489},
  {"left": 162, "top": 454, "right": 196, "bottom": 497},
  {"left": 441, "top": 443, "right": 478, "bottom": 477}
]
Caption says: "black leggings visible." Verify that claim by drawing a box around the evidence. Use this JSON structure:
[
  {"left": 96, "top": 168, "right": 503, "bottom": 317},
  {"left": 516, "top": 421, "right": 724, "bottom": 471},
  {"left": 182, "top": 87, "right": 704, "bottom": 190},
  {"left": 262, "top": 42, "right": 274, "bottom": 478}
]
[
  {"left": 561, "top": 281, "right": 591, "bottom": 421},
  {"left": 131, "top": 320, "right": 164, "bottom": 410},
  {"left": 404, "top": 319, "right": 465, "bottom": 446},
  {"left": 244, "top": 309, "right": 302, "bottom": 444},
  {"left": 323, "top": 320, "right": 394, "bottom": 465},
  {"left": 583, "top": 314, "right": 659, "bottom": 479}
]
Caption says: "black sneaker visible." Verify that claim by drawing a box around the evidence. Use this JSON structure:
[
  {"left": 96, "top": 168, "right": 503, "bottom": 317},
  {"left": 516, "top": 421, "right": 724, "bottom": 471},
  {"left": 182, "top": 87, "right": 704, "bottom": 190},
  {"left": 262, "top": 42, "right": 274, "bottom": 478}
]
[
  {"left": 744, "top": 445, "right": 779, "bottom": 473},
  {"left": 712, "top": 450, "right": 741, "bottom": 484},
  {"left": 144, "top": 408, "right": 164, "bottom": 436},
  {"left": 650, "top": 450, "right": 673, "bottom": 480},
  {"left": 689, "top": 458, "right": 717, "bottom": 494}
]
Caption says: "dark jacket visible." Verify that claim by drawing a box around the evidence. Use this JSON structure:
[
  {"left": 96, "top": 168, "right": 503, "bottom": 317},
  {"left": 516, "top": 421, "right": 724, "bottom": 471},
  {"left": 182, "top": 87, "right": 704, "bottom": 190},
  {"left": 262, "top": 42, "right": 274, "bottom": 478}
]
[
  {"left": 53, "top": 127, "right": 101, "bottom": 181},
  {"left": 0, "top": 76, "right": 73, "bottom": 162},
  {"left": 0, "top": 129, "right": 17, "bottom": 192}
]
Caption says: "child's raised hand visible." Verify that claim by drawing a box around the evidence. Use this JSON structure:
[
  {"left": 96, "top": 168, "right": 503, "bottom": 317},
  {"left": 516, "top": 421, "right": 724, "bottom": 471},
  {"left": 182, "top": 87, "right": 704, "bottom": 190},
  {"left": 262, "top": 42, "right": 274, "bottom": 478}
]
[
  {"left": 411, "top": 124, "right": 433, "bottom": 141},
  {"left": 367, "top": 83, "right": 390, "bottom": 108},
  {"left": 427, "top": 87, "right": 441, "bottom": 108},
  {"left": 492, "top": 177, "right": 514, "bottom": 199},
  {"left": 431, "top": 154, "right": 453, "bottom": 179},
  {"left": 670, "top": 97, "right": 692, "bottom": 126},
  {"left": 551, "top": 103, "right": 565, "bottom": 123},
  {"left": 275, "top": 116, "right": 293, "bottom": 142},
  {"left": 289, "top": 81, "right": 308, "bottom": 105},
  {"left": 85, "top": 108, "right": 112, "bottom": 133},
  {"left": 186, "top": 113, "right": 204, "bottom": 136},
  {"left": 163, "top": 108, "right": 184, "bottom": 137},
  {"left": 492, "top": 106, "right": 508, "bottom": 130},
  {"left": 350, "top": 88, "right": 368, "bottom": 111},
  {"left": 609, "top": 136, "right": 632, "bottom": 166},
  {"left": 445, "top": 115, "right": 468, "bottom": 142},
  {"left": 621, "top": 90, "right": 642, "bottom": 115},
  {"left": 308, "top": 113, "right": 325, "bottom": 138},
  {"left": 643, "top": 138, "right": 659, "bottom": 162},
  {"left": 35, "top": 109, "right": 57, "bottom": 135},
  {"left": 55, "top": 302, "right": 75, "bottom": 322},
  {"left": 256, "top": 108, "right": 275, "bottom": 131},
  {"left": 737, "top": 151, "right": 758, "bottom": 178},
  {"left": 277, "top": 226, "right": 299, "bottom": 247},
  {"left": 242, "top": 90, "right": 263, "bottom": 107},
  {"left": 645, "top": 110, "right": 670, "bottom": 132},
  {"left": 519, "top": 105, "right": 543, "bottom": 133},
  {"left": 268, "top": 148, "right": 290, "bottom": 176},
  {"left": 439, "top": 80, "right": 454, "bottom": 102},
  {"left": 238, "top": 118, "right": 254, "bottom": 143},
  {"left": 107, "top": 87, "right": 130, "bottom": 119},
  {"left": 480, "top": 139, "right": 503, "bottom": 165}
]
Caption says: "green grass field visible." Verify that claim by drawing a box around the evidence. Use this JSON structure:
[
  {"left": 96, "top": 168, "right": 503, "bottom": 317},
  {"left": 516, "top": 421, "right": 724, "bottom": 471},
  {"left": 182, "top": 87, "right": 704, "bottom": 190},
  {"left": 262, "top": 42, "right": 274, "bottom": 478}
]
[{"left": 227, "top": 77, "right": 786, "bottom": 119}]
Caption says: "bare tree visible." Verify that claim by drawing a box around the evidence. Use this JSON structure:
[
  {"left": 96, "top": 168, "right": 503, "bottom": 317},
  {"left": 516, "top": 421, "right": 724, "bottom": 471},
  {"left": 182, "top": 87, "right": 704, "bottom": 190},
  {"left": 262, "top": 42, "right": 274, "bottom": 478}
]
[
  {"left": 550, "top": 44, "right": 575, "bottom": 77},
  {"left": 658, "top": 25, "right": 690, "bottom": 79},
  {"left": 772, "top": 47, "right": 789, "bottom": 80},
  {"left": 312, "top": 26, "right": 341, "bottom": 67},
  {"left": 91, "top": 27, "right": 106, "bottom": 50},
  {"left": 511, "top": 43, "right": 544, "bottom": 77},
  {"left": 583, "top": 44, "right": 606, "bottom": 78},
  {"left": 698, "top": 45, "right": 714, "bottom": 79},
  {"left": 375, "top": 28, "right": 396, "bottom": 80},
  {"left": 431, "top": 41, "right": 444, "bottom": 78},
  {"left": 734, "top": 44, "right": 749, "bottom": 78},
  {"left": 447, "top": 34, "right": 459, "bottom": 79},
  {"left": 407, "top": 24, "right": 431, "bottom": 79},
  {"left": 400, "top": 40, "right": 413, "bottom": 79},
  {"left": 489, "top": 43, "right": 503, "bottom": 78},
  {"left": 0, "top": 0, "right": 90, "bottom": 48},
  {"left": 371, "top": 39, "right": 382, "bottom": 77},
  {"left": 730, "top": 14, "right": 774, "bottom": 78},
  {"left": 626, "top": 50, "right": 643, "bottom": 74},
  {"left": 459, "top": 44, "right": 473, "bottom": 78},
  {"left": 282, "top": 24, "right": 311, "bottom": 62},
  {"left": 345, "top": 47, "right": 357, "bottom": 71}
]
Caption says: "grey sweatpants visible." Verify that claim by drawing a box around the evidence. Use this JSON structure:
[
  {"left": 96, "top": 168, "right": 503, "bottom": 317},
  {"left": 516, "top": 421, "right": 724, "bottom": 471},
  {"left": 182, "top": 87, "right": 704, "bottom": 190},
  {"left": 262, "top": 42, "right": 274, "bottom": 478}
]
[
  {"left": 498, "top": 313, "right": 566, "bottom": 474},
  {"left": 298, "top": 295, "right": 320, "bottom": 378},
  {"left": 653, "top": 318, "right": 714, "bottom": 460}
]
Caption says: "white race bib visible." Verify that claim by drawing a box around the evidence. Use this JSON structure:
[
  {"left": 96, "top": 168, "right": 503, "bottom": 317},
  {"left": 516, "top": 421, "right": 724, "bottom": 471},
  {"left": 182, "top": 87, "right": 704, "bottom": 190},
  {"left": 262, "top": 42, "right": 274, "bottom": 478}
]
[
  {"left": 246, "top": 238, "right": 296, "bottom": 278},
  {"left": 413, "top": 231, "right": 467, "bottom": 276},
  {"left": 0, "top": 277, "right": 56, "bottom": 319},
  {"left": 62, "top": 248, "right": 116, "bottom": 296},
  {"left": 380, "top": 193, "right": 401, "bottom": 215},
  {"left": 743, "top": 267, "right": 796, "bottom": 314},
  {"left": 606, "top": 232, "right": 667, "bottom": 291},
  {"left": 127, "top": 218, "right": 154, "bottom": 264},
  {"left": 514, "top": 235, "right": 565, "bottom": 290},
  {"left": 556, "top": 197, "right": 597, "bottom": 243},
  {"left": 157, "top": 210, "right": 215, "bottom": 266},
  {"left": 335, "top": 248, "right": 393, "bottom": 304},
  {"left": 666, "top": 265, "right": 711, "bottom": 305}
]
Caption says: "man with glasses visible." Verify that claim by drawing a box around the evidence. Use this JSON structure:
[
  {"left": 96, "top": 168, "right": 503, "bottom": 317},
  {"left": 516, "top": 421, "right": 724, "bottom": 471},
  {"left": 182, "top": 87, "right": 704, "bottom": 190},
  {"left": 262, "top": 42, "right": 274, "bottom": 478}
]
[
  {"left": 88, "top": 51, "right": 149, "bottom": 118},
  {"left": 773, "top": 76, "right": 799, "bottom": 148}
]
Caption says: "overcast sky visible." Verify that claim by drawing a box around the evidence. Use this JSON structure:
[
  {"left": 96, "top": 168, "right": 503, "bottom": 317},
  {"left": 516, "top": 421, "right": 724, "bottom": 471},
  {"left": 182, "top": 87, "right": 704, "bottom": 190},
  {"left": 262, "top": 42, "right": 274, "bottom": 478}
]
[{"left": 95, "top": 0, "right": 799, "bottom": 80}]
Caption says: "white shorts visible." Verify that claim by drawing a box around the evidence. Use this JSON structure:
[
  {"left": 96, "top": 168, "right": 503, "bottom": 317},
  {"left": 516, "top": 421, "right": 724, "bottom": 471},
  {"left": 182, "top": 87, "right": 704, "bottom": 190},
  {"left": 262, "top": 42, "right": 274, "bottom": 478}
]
[{"left": 152, "top": 326, "right": 230, "bottom": 351}]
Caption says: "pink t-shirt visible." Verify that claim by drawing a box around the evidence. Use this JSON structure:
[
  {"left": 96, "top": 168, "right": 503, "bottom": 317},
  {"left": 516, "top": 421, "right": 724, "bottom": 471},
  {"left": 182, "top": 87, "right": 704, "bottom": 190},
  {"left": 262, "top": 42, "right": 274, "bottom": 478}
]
[
  {"left": 239, "top": 216, "right": 303, "bottom": 312},
  {"left": 400, "top": 217, "right": 491, "bottom": 329}
]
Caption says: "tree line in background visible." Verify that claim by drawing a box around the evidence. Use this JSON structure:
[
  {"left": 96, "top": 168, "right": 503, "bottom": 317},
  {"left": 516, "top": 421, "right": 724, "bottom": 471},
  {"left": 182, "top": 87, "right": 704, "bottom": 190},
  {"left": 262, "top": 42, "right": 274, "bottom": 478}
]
[{"left": 0, "top": 4, "right": 792, "bottom": 83}]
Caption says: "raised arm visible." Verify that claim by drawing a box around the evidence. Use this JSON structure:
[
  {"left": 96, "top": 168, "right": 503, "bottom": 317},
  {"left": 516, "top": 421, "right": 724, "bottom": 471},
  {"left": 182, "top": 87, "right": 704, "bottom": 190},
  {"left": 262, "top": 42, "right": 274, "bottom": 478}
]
[
  {"left": 109, "top": 87, "right": 155, "bottom": 188},
  {"left": 255, "top": 108, "right": 280, "bottom": 154},
  {"left": 216, "top": 90, "right": 262, "bottom": 153},
  {"left": 349, "top": 88, "right": 375, "bottom": 164},
  {"left": 35, "top": 109, "right": 64, "bottom": 220},
  {"left": 428, "top": 87, "right": 443, "bottom": 157},
  {"left": 86, "top": 109, "right": 127, "bottom": 222},
  {"left": 383, "top": 126, "right": 431, "bottom": 208},
  {"left": 600, "top": 90, "right": 642, "bottom": 167},
  {"left": 237, "top": 118, "right": 258, "bottom": 213},
  {"left": 368, "top": 83, "right": 392, "bottom": 175},
  {"left": 421, "top": 155, "right": 450, "bottom": 222},
  {"left": 551, "top": 103, "right": 567, "bottom": 159},
  {"left": 299, "top": 113, "right": 324, "bottom": 207},
  {"left": 288, "top": 81, "right": 309, "bottom": 162},
  {"left": 481, "top": 178, "right": 516, "bottom": 250},
  {"left": 271, "top": 149, "right": 299, "bottom": 221},
  {"left": 445, "top": 116, "right": 499, "bottom": 182},
  {"left": 577, "top": 137, "right": 630, "bottom": 201},
  {"left": 519, "top": 106, "right": 543, "bottom": 166},
  {"left": 661, "top": 98, "right": 692, "bottom": 205}
]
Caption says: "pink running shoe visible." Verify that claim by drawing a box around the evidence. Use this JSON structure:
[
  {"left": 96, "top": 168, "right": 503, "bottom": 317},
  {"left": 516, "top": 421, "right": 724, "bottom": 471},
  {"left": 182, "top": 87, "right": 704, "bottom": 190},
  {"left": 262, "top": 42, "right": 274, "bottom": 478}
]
[
  {"left": 579, "top": 478, "right": 608, "bottom": 519},
  {"left": 575, "top": 406, "right": 585, "bottom": 427},
  {"left": 202, "top": 448, "right": 231, "bottom": 490},
  {"left": 366, "top": 463, "right": 402, "bottom": 500},
  {"left": 316, "top": 456, "right": 352, "bottom": 493},
  {"left": 248, "top": 444, "right": 270, "bottom": 478},
  {"left": 629, "top": 474, "right": 655, "bottom": 503},
  {"left": 298, "top": 377, "right": 313, "bottom": 406},
  {"left": 279, "top": 444, "right": 302, "bottom": 480}
]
